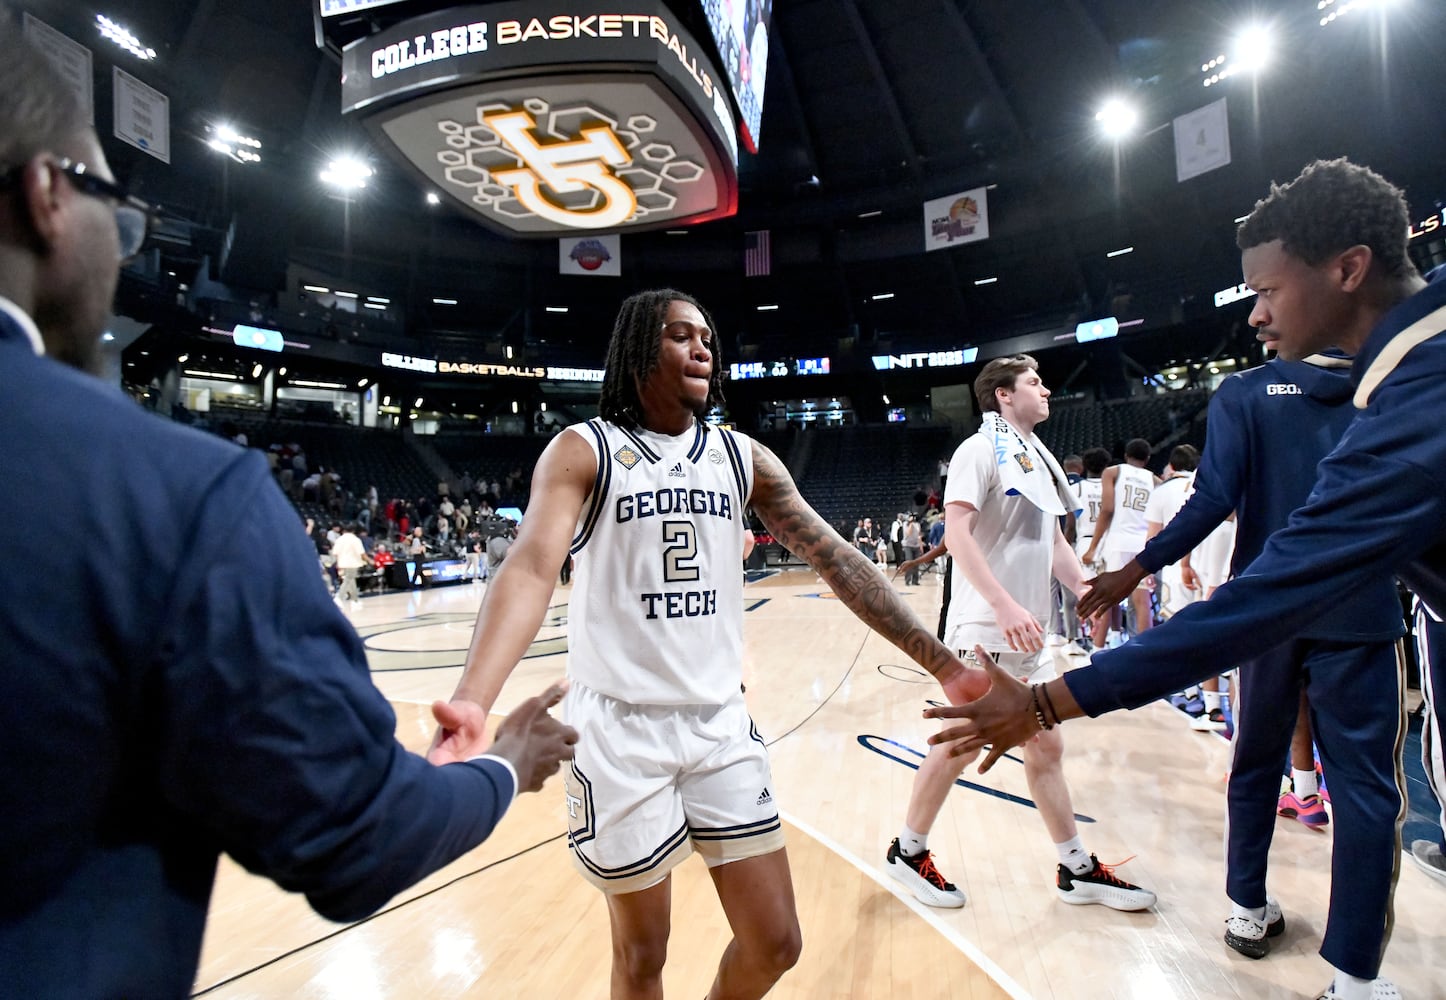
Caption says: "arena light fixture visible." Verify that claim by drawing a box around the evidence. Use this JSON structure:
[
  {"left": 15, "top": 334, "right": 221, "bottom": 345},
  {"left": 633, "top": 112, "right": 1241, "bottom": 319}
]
[
  {"left": 974, "top": 277, "right": 998, "bottom": 285},
  {"left": 871, "top": 292, "right": 895, "bottom": 301},
  {"left": 1106, "top": 246, "right": 1135, "bottom": 258},
  {"left": 333, "top": 290, "right": 358, "bottom": 299},
  {"left": 1094, "top": 98, "right": 1139, "bottom": 139},
  {"left": 303, "top": 284, "right": 330, "bottom": 294},
  {"left": 251, "top": 363, "right": 263, "bottom": 377},
  {"left": 184, "top": 369, "right": 240, "bottom": 380},
  {"left": 96, "top": 14, "right": 156, "bottom": 60},
  {"left": 545, "top": 306, "right": 569, "bottom": 313},
  {"left": 1319, "top": 0, "right": 1402, "bottom": 28},
  {"left": 432, "top": 297, "right": 458, "bottom": 305},
  {"left": 357, "top": 379, "right": 368, "bottom": 388},
  {"left": 294, "top": 379, "right": 347, "bottom": 389},
  {"left": 362, "top": 302, "right": 386, "bottom": 310},
  {"left": 426, "top": 192, "right": 440, "bottom": 206},
  {"left": 858, "top": 210, "right": 883, "bottom": 219},
  {"left": 366, "top": 296, "right": 390, "bottom": 304},
  {"left": 1233, "top": 24, "right": 1273, "bottom": 74},
  {"left": 320, "top": 156, "right": 373, "bottom": 190},
  {"left": 757, "top": 304, "right": 779, "bottom": 311}
]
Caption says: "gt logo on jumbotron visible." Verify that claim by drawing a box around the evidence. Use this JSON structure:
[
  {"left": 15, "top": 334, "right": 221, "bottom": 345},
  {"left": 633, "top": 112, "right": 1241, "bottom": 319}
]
[{"left": 482, "top": 109, "right": 636, "bottom": 229}]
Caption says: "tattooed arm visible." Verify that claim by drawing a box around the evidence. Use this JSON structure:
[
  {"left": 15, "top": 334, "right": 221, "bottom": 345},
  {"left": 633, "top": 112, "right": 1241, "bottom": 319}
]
[{"left": 749, "top": 440, "right": 987, "bottom": 704}]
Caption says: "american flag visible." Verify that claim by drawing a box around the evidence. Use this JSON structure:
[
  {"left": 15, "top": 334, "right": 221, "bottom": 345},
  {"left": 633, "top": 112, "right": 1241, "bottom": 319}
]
[{"left": 744, "top": 229, "right": 771, "bottom": 277}]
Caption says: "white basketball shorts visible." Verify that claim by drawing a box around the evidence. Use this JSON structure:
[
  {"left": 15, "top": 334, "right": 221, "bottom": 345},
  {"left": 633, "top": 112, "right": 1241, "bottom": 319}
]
[
  {"left": 561, "top": 681, "right": 785, "bottom": 895},
  {"left": 960, "top": 647, "right": 1056, "bottom": 683}
]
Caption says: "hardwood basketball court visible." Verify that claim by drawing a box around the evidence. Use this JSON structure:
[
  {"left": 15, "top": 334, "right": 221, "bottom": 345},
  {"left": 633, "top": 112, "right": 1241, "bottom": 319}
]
[{"left": 193, "top": 568, "right": 1445, "bottom": 999}]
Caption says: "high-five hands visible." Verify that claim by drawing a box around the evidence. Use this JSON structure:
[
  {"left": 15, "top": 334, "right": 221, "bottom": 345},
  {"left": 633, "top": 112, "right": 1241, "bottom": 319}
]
[
  {"left": 429, "top": 680, "right": 579, "bottom": 793},
  {"left": 923, "top": 646, "right": 1039, "bottom": 773}
]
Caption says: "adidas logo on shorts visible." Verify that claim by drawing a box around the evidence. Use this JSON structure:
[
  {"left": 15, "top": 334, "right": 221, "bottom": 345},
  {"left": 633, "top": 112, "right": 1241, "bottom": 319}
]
[
  {"left": 668, "top": 461, "right": 686, "bottom": 478},
  {"left": 756, "top": 787, "right": 772, "bottom": 806}
]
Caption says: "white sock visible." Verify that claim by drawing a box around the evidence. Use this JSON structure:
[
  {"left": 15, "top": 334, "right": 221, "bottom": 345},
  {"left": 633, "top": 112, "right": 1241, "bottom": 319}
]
[
  {"left": 1230, "top": 900, "right": 1267, "bottom": 922},
  {"left": 1203, "top": 690, "right": 1223, "bottom": 712},
  {"left": 1056, "top": 836, "right": 1091, "bottom": 874},
  {"left": 1293, "top": 767, "right": 1320, "bottom": 799},
  {"left": 1331, "top": 970, "right": 1372, "bottom": 1000},
  {"left": 899, "top": 825, "right": 928, "bottom": 857}
]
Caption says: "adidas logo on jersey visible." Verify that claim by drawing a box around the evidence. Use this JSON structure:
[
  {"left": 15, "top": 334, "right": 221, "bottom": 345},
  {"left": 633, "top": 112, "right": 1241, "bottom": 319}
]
[
  {"left": 756, "top": 787, "right": 772, "bottom": 806},
  {"left": 668, "top": 461, "right": 686, "bottom": 478}
]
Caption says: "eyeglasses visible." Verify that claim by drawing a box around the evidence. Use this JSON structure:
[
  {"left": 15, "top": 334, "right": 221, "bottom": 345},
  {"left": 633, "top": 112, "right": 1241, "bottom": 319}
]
[
  {"left": 0, "top": 158, "right": 153, "bottom": 259},
  {"left": 54, "top": 159, "right": 153, "bottom": 259}
]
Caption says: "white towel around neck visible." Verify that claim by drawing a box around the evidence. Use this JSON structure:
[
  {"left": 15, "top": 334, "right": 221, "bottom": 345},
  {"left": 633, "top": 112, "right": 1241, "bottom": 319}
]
[{"left": 981, "top": 412, "right": 1080, "bottom": 517}]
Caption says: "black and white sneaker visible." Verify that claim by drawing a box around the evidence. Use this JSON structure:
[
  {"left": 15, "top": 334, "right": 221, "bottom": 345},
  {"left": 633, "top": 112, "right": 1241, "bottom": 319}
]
[
  {"left": 885, "top": 838, "right": 966, "bottom": 908},
  {"left": 1056, "top": 855, "right": 1156, "bottom": 911},
  {"left": 1224, "top": 898, "right": 1285, "bottom": 958}
]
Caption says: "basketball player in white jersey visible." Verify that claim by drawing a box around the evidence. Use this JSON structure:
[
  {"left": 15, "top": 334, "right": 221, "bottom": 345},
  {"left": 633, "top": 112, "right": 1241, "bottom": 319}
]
[
  {"left": 1072, "top": 448, "right": 1110, "bottom": 651},
  {"left": 1082, "top": 438, "right": 1159, "bottom": 639},
  {"left": 885, "top": 356, "right": 1155, "bottom": 913},
  {"left": 1144, "top": 445, "right": 1200, "bottom": 625},
  {"left": 428, "top": 289, "right": 985, "bottom": 1000}
]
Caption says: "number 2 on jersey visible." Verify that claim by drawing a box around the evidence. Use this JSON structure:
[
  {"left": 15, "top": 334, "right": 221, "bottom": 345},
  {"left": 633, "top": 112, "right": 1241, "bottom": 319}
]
[{"left": 662, "top": 520, "right": 700, "bottom": 582}]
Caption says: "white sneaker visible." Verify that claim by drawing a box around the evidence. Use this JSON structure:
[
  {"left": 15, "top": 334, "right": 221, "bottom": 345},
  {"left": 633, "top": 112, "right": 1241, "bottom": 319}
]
[
  {"left": 885, "top": 839, "right": 965, "bottom": 908},
  {"left": 1046, "top": 633, "right": 1067, "bottom": 647},
  {"left": 1056, "top": 855, "right": 1156, "bottom": 911},
  {"left": 1410, "top": 840, "right": 1446, "bottom": 886},
  {"left": 1315, "top": 977, "right": 1401, "bottom": 999}
]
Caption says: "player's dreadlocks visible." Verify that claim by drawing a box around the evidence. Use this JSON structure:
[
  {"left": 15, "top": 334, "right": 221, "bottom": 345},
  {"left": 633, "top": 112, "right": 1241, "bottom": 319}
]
[
  {"left": 598, "top": 288, "right": 726, "bottom": 428},
  {"left": 1237, "top": 158, "right": 1420, "bottom": 280}
]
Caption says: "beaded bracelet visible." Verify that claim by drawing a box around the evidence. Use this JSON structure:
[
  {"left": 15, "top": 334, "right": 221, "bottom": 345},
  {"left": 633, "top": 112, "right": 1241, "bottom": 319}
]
[{"left": 1030, "top": 684, "right": 1054, "bottom": 731}]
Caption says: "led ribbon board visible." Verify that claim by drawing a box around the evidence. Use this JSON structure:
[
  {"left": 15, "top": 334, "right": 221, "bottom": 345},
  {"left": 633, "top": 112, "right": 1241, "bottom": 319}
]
[{"left": 340, "top": 1, "right": 738, "bottom": 236}]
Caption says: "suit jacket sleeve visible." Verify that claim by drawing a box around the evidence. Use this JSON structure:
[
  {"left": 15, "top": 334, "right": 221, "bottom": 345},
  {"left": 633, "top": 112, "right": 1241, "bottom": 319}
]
[{"left": 154, "top": 455, "right": 515, "bottom": 921}]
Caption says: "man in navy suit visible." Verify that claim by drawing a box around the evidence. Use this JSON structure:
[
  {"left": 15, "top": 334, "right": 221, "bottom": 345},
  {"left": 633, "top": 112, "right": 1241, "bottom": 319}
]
[{"left": 0, "top": 35, "right": 576, "bottom": 998}]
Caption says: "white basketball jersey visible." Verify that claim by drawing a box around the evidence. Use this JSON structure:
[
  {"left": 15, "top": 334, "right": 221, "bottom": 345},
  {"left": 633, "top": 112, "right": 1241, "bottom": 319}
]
[
  {"left": 1072, "top": 476, "right": 1104, "bottom": 557},
  {"left": 1105, "top": 463, "right": 1154, "bottom": 556},
  {"left": 567, "top": 418, "right": 752, "bottom": 706}
]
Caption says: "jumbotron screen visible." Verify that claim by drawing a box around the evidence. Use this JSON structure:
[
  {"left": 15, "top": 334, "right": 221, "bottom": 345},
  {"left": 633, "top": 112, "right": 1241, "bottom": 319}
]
[{"left": 700, "top": 0, "right": 770, "bottom": 153}]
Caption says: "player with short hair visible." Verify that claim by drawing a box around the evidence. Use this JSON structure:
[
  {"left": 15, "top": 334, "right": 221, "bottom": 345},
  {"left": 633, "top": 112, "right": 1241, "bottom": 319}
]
[
  {"left": 430, "top": 289, "right": 983, "bottom": 1000},
  {"left": 1082, "top": 438, "right": 1159, "bottom": 639},
  {"left": 883, "top": 354, "right": 1155, "bottom": 913}
]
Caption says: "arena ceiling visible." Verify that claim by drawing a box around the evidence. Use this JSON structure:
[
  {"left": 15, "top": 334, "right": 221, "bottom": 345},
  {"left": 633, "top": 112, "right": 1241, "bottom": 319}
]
[{"left": 20, "top": 0, "right": 1446, "bottom": 376}]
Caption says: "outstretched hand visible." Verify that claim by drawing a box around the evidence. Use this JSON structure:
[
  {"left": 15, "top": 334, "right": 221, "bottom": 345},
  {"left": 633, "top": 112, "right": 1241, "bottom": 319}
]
[
  {"left": 1076, "top": 564, "right": 1146, "bottom": 620},
  {"left": 923, "top": 646, "right": 1038, "bottom": 773},
  {"left": 482, "top": 681, "right": 578, "bottom": 793},
  {"left": 428, "top": 697, "right": 492, "bottom": 765}
]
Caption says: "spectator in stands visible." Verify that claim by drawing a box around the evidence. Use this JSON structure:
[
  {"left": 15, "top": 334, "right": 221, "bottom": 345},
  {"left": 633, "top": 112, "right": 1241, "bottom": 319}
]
[
  {"left": 301, "top": 469, "right": 322, "bottom": 502},
  {"left": 439, "top": 495, "right": 455, "bottom": 521},
  {"left": 366, "top": 484, "right": 378, "bottom": 520},
  {"left": 0, "top": 37, "right": 576, "bottom": 993},
  {"left": 437, "top": 479, "right": 450, "bottom": 498},
  {"left": 407, "top": 526, "right": 426, "bottom": 558}
]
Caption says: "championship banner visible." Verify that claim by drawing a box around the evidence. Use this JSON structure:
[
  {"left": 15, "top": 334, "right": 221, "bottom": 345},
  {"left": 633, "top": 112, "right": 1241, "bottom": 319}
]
[
  {"left": 1174, "top": 98, "right": 1231, "bottom": 183},
  {"left": 923, "top": 187, "right": 989, "bottom": 252},
  {"left": 23, "top": 15, "right": 94, "bottom": 125},
  {"left": 113, "top": 67, "right": 171, "bottom": 164},
  {"left": 560, "top": 233, "right": 621, "bottom": 275}
]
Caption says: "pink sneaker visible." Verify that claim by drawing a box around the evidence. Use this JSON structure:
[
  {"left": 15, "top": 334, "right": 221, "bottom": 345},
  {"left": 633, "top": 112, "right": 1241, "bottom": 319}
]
[{"left": 1277, "top": 792, "right": 1329, "bottom": 828}]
